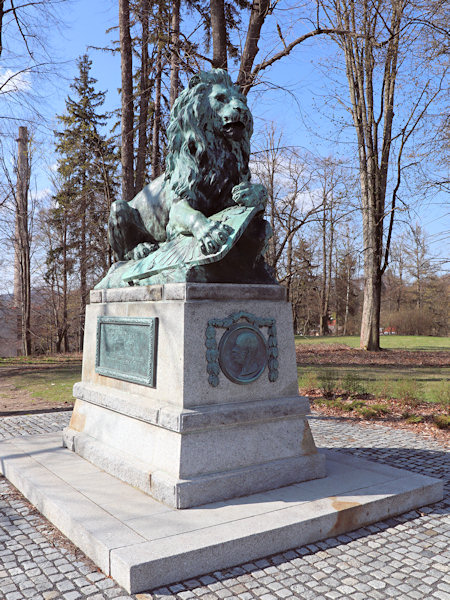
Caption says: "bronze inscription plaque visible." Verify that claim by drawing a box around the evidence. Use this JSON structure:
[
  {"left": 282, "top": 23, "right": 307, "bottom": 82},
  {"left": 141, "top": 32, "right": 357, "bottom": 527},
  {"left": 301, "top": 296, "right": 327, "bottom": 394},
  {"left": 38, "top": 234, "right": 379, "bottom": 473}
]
[{"left": 95, "top": 316, "right": 158, "bottom": 387}]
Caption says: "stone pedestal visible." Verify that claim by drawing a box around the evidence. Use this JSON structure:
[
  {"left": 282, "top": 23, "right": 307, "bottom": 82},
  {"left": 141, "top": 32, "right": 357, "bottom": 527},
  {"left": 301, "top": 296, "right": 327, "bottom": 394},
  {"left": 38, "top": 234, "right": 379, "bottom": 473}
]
[{"left": 63, "top": 283, "right": 326, "bottom": 508}]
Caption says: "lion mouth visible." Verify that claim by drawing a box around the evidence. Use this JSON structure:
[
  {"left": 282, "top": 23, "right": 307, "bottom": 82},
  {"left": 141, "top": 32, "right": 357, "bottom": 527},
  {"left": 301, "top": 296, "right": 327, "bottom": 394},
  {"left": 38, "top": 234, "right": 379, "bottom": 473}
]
[{"left": 223, "top": 121, "right": 245, "bottom": 140}]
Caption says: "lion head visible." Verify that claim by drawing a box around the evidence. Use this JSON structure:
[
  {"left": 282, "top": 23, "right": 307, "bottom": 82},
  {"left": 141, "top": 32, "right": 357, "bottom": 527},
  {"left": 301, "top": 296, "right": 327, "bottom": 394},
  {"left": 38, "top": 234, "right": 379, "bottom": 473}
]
[{"left": 164, "top": 70, "right": 253, "bottom": 209}]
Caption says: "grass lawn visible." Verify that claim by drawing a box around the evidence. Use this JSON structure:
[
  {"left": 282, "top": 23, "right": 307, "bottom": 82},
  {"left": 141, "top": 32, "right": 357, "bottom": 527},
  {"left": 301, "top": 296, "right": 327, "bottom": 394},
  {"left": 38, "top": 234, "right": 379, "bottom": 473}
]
[
  {"left": 298, "top": 365, "right": 449, "bottom": 407},
  {"left": 7, "top": 366, "right": 81, "bottom": 404},
  {"left": 5, "top": 366, "right": 82, "bottom": 405},
  {"left": 295, "top": 335, "right": 450, "bottom": 352},
  {"left": 0, "top": 356, "right": 82, "bottom": 409}
]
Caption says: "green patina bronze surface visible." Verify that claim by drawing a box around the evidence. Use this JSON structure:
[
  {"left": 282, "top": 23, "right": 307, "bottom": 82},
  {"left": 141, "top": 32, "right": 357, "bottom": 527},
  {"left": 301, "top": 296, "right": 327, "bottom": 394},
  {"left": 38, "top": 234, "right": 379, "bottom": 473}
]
[
  {"left": 97, "top": 205, "right": 260, "bottom": 288},
  {"left": 97, "top": 69, "right": 275, "bottom": 289},
  {"left": 95, "top": 317, "right": 158, "bottom": 387},
  {"left": 218, "top": 324, "right": 268, "bottom": 385},
  {"left": 205, "top": 311, "right": 279, "bottom": 387}
]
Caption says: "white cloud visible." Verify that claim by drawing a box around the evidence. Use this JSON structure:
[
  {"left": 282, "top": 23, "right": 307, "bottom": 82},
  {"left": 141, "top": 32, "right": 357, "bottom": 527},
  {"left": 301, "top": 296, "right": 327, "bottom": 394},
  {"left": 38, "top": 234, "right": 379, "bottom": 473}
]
[
  {"left": 32, "top": 187, "right": 51, "bottom": 201},
  {"left": 0, "top": 69, "right": 31, "bottom": 94},
  {"left": 295, "top": 188, "right": 323, "bottom": 211}
]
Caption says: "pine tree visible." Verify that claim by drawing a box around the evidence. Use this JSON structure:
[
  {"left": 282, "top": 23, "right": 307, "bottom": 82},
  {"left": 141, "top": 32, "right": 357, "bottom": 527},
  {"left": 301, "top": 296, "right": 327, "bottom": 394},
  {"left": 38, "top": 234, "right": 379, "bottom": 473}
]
[{"left": 52, "top": 54, "right": 118, "bottom": 350}]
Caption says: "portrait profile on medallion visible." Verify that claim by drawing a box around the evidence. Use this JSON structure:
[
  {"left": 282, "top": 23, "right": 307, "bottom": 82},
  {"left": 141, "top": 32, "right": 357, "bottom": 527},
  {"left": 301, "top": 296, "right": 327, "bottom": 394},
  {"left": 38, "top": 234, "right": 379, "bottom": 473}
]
[{"left": 218, "top": 323, "right": 268, "bottom": 384}]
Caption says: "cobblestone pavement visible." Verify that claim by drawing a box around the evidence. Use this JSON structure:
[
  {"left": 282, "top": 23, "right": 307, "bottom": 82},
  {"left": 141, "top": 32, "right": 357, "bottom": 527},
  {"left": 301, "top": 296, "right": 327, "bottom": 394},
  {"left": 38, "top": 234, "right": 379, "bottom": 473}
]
[{"left": 0, "top": 412, "right": 448, "bottom": 600}]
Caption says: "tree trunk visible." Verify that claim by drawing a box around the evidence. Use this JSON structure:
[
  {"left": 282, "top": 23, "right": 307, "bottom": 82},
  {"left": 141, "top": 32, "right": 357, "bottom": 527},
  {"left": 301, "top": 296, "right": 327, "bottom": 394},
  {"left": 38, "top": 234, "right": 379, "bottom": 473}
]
[
  {"left": 119, "top": 0, "right": 134, "bottom": 202},
  {"left": 286, "top": 232, "right": 293, "bottom": 301},
  {"left": 151, "top": 37, "right": 162, "bottom": 180},
  {"left": 319, "top": 193, "right": 334, "bottom": 336},
  {"left": 170, "top": 0, "right": 180, "bottom": 108},
  {"left": 79, "top": 182, "right": 87, "bottom": 351},
  {"left": 319, "top": 204, "right": 328, "bottom": 336},
  {"left": 327, "top": 220, "right": 334, "bottom": 331},
  {"left": 62, "top": 212, "right": 69, "bottom": 353},
  {"left": 331, "top": 0, "right": 404, "bottom": 351},
  {"left": 343, "top": 260, "right": 350, "bottom": 336},
  {"left": 210, "top": 0, "right": 227, "bottom": 69},
  {"left": 0, "top": 1, "right": 4, "bottom": 58},
  {"left": 236, "top": 0, "right": 270, "bottom": 93},
  {"left": 135, "top": 0, "right": 151, "bottom": 193},
  {"left": 360, "top": 264, "right": 382, "bottom": 351},
  {"left": 15, "top": 126, "right": 31, "bottom": 356},
  {"left": 334, "top": 252, "right": 339, "bottom": 335}
]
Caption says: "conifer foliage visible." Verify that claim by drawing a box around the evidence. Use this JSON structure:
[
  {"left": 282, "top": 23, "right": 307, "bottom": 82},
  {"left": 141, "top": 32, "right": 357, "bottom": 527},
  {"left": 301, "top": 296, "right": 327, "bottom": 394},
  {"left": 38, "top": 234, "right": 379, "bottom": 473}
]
[{"left": 47, "top": 54, "right": 118, "bottom": 351}]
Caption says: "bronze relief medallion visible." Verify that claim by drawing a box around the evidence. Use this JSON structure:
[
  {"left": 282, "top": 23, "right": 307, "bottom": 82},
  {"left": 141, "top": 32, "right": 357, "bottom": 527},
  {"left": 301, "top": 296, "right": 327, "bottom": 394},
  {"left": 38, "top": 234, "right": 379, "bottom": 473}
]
[{"left": 218, "top": 323, "right": 268, "bottom": 384}]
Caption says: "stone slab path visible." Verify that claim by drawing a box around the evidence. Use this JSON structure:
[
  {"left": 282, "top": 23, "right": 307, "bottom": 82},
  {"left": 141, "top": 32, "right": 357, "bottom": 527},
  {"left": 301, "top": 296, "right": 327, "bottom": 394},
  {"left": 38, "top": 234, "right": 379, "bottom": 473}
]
[{"left": 0, "top": 412, "right": 448, "bottom": 600}]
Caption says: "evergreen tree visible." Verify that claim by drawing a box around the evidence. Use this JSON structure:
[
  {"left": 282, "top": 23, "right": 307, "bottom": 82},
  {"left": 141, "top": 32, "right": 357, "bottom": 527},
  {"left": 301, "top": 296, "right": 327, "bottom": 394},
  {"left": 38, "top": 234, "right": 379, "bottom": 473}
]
[{"left": 52, "top": 54, "right": 118, "bottom": 350}]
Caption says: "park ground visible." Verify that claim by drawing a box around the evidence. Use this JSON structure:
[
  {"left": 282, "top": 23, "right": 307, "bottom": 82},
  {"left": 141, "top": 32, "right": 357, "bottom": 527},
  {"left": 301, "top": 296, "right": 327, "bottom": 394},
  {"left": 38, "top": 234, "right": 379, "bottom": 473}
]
[
  {"left": 296, "top": 335, "right": 449, "bottom": 441},
  {"left": 0, "top": 335, "right": 448, "bottom": 441}
]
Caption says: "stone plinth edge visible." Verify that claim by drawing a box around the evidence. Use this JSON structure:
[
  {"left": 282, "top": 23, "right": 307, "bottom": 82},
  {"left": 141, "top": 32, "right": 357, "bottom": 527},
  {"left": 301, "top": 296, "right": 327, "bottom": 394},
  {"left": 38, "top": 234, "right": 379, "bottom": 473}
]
[
  {"left": 89, "top": 283, "right": 286, "bottom": 304},
  {"left": 63, "top": 425, "right": 325, "bottom": 508},
  {"left": 63, "top": 427, "right": 152, "bottom": 495},
  {"left": 73, "top": 382, "right": 311, "bottom": 432},
  {"left": 0, "top": 434, "right": 443, "bottom": 594},
  {"left": 152, "top": 453, "right": 326, "bottom": 509}
]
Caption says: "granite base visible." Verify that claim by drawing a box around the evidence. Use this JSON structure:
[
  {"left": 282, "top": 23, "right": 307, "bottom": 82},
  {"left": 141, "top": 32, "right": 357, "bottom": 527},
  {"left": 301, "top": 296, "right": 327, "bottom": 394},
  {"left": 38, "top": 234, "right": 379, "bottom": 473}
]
[{"left": 0, "top": 432, "right": 443, "bottom": 594}]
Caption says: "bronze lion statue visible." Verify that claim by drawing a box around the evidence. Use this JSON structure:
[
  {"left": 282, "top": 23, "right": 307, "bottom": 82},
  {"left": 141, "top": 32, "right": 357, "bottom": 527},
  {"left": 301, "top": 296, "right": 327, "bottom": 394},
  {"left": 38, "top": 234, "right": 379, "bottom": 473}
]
[{"left": 107, "top": 69, "right": 274, "bottom": 284}]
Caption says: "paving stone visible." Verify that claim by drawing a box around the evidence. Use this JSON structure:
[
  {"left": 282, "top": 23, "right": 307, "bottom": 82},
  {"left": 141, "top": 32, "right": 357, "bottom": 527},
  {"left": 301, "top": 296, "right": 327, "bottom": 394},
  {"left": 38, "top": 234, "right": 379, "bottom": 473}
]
[
  {"left": 62, "top": 592, "right": 82, "bottom": 600},
  {"left": 274, "top": 590, "right": 291, "bottom": 598},
  {"left": 0, "top": 412, "right": 448, "bottom": 599},
  {"left": 56, "top": 579, "right": 76, "bottom": 592}
]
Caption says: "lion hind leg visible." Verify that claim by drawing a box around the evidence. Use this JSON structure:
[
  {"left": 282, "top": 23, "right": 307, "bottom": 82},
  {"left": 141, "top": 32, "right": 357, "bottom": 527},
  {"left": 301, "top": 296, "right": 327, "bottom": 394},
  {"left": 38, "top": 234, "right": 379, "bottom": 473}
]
[
  {"left": 124, "top": 242, "right": 159, "bottom": 261},
  {"left": 108, "top": 200, "right": 157, "bottom": 261}
]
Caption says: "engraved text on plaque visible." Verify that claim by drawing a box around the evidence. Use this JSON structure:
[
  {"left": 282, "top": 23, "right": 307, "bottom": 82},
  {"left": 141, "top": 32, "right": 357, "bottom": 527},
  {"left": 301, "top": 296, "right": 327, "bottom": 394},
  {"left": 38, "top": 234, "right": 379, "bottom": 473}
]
[{"left": 95, "top": 316, "right": 158, "bottom": 387}]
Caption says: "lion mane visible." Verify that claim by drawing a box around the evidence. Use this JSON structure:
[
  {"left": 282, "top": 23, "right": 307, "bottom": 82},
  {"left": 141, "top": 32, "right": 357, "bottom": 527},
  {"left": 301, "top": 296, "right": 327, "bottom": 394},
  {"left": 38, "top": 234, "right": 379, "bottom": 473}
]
[
  {"left": 106, "top": 68, "right": 272, "bottom": 279},
  {"left": 163, "top": 69, "right": 252, "bottom": 217}
]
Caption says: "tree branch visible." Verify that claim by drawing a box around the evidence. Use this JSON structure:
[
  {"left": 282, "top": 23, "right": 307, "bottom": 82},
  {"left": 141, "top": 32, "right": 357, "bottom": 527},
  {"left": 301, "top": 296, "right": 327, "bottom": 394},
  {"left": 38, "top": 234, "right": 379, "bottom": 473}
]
[
  {"left": 246, "top": 27, "right": 359, "bottom": 93},
  {"left": 10, "top": 0, "right": 34, "bottom": 59}
]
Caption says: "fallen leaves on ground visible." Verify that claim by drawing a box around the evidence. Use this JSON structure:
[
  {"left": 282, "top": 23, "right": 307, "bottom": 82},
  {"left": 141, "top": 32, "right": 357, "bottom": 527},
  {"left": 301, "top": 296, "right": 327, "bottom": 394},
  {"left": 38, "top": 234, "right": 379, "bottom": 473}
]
[
  {"left": 296, "top": 344, "right": 450, "bottom": 367},
  {"left": 306, "top": 389, "right": 449, "bottom": 446}
]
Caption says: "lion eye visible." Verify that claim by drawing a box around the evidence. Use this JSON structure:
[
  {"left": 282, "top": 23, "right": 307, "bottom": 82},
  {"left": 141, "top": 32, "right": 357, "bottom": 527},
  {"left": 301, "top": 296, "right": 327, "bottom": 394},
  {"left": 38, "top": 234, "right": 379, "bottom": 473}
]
[{"left": 215, "top": 94, "right": 226, "bottom": 102}]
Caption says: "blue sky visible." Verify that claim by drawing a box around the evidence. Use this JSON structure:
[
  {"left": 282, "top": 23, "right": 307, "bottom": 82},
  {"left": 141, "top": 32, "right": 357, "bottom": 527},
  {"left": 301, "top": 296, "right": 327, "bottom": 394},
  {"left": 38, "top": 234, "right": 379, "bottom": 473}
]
[
  {"left": 52, "top": 0, "right": 449, "bottom": 267},
  {"left": 1, "top": 0, "right": 448, "bottom": 287}
]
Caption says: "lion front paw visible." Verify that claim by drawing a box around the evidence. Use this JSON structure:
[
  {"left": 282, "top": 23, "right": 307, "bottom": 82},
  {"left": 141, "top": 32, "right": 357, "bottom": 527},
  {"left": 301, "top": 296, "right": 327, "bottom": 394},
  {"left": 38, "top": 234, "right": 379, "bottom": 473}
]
[
  {"left": 232, "top": 182, "right": 267, "bottom": 211},
  {"left": 125, "top": 242, "right": 159, "bottom": 261},
  {"left": 198, "top": 221, "right": 233, "bottom": 255}
]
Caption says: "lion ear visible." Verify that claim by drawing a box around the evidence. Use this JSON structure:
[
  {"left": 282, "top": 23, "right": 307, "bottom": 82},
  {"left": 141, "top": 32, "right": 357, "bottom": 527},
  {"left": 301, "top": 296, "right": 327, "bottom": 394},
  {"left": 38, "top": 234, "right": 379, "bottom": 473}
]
[{"left": 188, "top": 73, "right": 202, "bottom": 89}]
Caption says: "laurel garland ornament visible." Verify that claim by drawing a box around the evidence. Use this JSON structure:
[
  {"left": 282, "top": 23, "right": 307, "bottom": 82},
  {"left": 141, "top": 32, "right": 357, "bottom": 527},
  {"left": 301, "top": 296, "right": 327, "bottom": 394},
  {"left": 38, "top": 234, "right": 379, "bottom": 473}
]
[{"left": 205, "top": 311, "right": 278, "bottom": 387}]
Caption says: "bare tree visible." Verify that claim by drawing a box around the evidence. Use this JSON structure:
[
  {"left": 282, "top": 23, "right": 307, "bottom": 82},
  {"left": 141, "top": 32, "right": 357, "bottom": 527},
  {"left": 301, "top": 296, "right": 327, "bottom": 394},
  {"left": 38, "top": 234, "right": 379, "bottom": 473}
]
[
  {"left": 319, "top": 0, "right": 448, "bottom": 349},
  {"left": 0, "top": 0, "right": 69, "bottom": 130},
  {"left": 39, "top": 200, "right": 71, "bottom": 353},
  {"left": 135, "top": 0, "right": 151, "bottom": 193},
  {"left": 170, "top": 0, "right": 181, "bottom": 107},
  {"left": 235, "top": 1, "right": 356, "bottom": 95},
  {"left": 337, "top": 226, "right": 358, "bottom": 335},
  {"left": 119, "top": 0, "right": 135, "bottom": 202},
  {"left": 151, "top": 0, "right": 165, "bottom": 180},
  {"left": 14, "top": 126, "right": 31, "bottom": 355},
  {"left": 317, "top": 162, "right": 341, "bottom": 336},
  {"left": 252, "top": 129, "right": 323, "bottom": 298},
  {"left": 404, "top": 223, "right": 437, "bottom": 310}
]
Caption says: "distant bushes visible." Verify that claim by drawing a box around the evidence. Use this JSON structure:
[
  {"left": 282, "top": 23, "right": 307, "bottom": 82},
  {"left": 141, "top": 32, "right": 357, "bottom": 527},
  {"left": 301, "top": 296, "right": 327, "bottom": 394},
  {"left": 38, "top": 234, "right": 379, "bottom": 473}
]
[{"left": 382, "top": 308, "right": 448, "bottom": 336}]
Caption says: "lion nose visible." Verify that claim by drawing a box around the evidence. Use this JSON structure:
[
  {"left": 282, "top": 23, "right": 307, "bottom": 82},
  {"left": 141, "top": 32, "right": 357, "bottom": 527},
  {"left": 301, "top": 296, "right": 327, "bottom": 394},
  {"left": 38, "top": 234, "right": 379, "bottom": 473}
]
[{"left": 224, "top": 101, "right": 246, "bottom": 120}]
